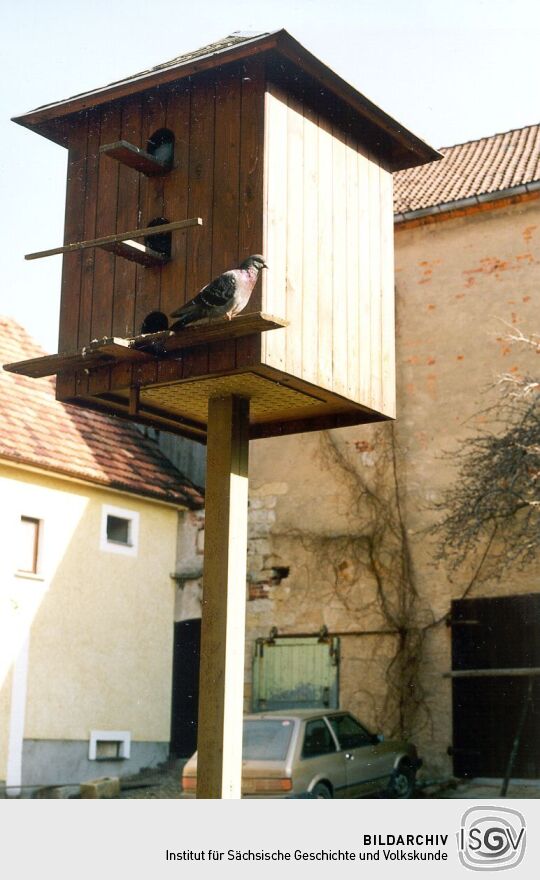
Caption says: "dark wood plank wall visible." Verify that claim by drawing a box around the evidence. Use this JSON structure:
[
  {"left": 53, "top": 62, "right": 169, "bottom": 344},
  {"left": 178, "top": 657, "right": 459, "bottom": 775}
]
[
  {"left": 182, "top": 71, "right": 215, "bottom": 381},
  {"left": 57, "top": 116, "right": 88, "bottom": 397},
  {"left": 160, "top": 82, "right": 190, "bottom": 318},
  {"left": 56, "top": 60, "right": 265, "bottom": 403},
  {"left": 236, "top": 57, "right": 266, "bottom": 368},
  {"left": 133, "top": 87, "right": 167, "bottom": 335},
  {"left": 90, "top": 103, "right": 122, "bottom": 343},
  {"left": 209, "top": 67, "right": 242, "bottom": 375},
  {"left": 88, "top": 104, "right": 121, "bottom": 397},
  {"left": 55, "top": 61, "right": 394, "bottom": 422},
  {"left": 79, "top": 113, "right": 101, "bottom": 349},
  {"left": 112, "top": 97, "right": 142, "bottom": 339}
]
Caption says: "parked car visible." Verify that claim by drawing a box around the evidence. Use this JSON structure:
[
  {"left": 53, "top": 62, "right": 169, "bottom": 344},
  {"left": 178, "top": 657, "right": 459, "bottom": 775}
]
[{"left": 181, "top": 709, "right": 421, "bottom": 798}]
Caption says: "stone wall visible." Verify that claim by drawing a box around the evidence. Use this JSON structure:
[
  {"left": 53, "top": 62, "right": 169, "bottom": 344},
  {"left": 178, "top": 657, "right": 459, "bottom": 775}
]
[{"left": 174, "top": 195, "right": 540, "bottom": 777}]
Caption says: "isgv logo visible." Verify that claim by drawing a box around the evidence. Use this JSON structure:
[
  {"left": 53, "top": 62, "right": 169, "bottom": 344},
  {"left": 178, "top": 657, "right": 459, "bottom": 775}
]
[{"left": 458, "top": 806, "right": 526, "bottom": 871}]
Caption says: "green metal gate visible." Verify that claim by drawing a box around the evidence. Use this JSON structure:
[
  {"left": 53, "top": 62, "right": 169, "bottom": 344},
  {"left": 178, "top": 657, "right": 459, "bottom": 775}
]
[{"left": 252, "top": 636, "right": 340, "bottom": 712}]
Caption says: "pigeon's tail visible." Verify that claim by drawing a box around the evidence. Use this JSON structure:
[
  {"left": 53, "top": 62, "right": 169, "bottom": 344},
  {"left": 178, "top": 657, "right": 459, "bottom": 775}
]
[
  {"left": 169, "top": 301, "right": 200, "bottom": 330},
  {"left": 170, "top": 308, "right": 199, "bottom": 332}
]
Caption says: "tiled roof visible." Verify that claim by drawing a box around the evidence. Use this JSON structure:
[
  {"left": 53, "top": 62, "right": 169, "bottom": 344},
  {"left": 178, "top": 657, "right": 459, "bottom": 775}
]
[
  {"left": 394, "top": 123, "right": 540, "bottom": 215},
  {"left": 0, "top": 317, "right": 203, "bottom": 508}
]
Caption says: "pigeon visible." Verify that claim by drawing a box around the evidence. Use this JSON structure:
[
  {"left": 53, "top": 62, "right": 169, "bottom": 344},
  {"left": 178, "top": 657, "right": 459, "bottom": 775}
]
[{"left": 169, "top": 255, "right": 268, "bottom": 330}]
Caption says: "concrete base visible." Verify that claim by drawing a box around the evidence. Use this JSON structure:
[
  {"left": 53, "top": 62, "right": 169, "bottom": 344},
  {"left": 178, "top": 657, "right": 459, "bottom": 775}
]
[
  {"left": 80, "top": 776, "right": 121, "bottom": 799},
  {"left": 21, "top": 739, "right": 168, "bottom": 790}
]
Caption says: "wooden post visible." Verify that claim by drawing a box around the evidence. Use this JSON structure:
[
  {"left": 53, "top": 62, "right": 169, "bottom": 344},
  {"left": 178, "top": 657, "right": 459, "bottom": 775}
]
[{"left": 196, "top": 394, "right": 250, "bottom": 798}]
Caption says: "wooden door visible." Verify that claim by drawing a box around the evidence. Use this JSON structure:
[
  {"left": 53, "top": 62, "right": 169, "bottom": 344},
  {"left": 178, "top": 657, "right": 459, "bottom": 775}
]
[
  {"left": 170, "top": 618, "right": 201, "bottom": 757},
  {"left": 451, "top": 594, "right": 540, "bottom": 778}
]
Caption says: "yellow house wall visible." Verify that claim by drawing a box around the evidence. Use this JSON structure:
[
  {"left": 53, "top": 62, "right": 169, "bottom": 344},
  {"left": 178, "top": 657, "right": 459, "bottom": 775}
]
[
  {"left": 0, "top": 667, "right": 12, "bottom": 781},
  {"left": 0, "top": 462, "right": 178, "bottom": 779}
]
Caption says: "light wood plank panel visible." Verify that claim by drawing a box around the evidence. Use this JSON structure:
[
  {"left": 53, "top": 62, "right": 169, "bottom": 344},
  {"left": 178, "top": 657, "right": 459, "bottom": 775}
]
[
  {"left": 357, "top": 145, "right": 372, "bottom": 408},
  {"left": 316, "top": 114, "right": 334, "bottom": 390},
  {"left": 345, "top": 134, "right": 360, "bottom": 402},
  {"left": 379, "top": 165, "right": 396, "bottom": 418},
  {"left": 331, "top": 128, "right": 348, "bottom": 396},
  {"left": 263, "top": 85, "right": 288, "bottom": 371},
  {"left": 368, "top": 156, "right": 382, "bottom": 412},
  {"left": 301, "top": 105, "right": 319, "bottom": 386},
  {"left": 285, "top": 95, "right": 304, "bottom": 378}
]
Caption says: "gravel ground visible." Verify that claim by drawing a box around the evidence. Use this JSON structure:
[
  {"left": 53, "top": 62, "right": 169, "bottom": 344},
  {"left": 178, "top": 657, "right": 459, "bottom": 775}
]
[
  {"left": 424, "top": 779, "right": 540, "bottom": 799},
  {"left": 10, "top": 763, "right": 537, "bottom": 799},
  {"left": 118, "top": 758, "right": 188, "bottom": 799},
  {"left": 117, "top": 767, "right": 540, "bottom": 800}
]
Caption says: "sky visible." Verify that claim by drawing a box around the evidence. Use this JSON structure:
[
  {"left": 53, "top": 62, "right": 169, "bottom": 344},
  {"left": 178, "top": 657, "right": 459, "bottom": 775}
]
[{"left": 1, "top": 0, "right": 539, "bottom": 353}]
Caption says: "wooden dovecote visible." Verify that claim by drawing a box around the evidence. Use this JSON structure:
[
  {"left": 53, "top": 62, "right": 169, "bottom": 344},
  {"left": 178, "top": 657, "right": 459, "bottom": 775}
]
[{"left": 6, "top": 30, "right": 439, "bottom": 442}]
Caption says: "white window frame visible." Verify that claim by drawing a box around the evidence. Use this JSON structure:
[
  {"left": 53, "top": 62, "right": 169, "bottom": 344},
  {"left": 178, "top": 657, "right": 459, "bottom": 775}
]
[
  {"left": 100, "top": 504, "right": 139, "bottom": 557},
  {"left": 89, "top": 730, "right": 131, "bottom": 760}
]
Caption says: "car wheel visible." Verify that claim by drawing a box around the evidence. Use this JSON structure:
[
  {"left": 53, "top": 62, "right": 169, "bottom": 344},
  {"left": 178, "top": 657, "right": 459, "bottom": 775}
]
[
  {"left": 311, "top": 782, "right": 332, "bottom": 799},
  {"left": 387, "top": 763, "right": 415, "bottom": 799}
]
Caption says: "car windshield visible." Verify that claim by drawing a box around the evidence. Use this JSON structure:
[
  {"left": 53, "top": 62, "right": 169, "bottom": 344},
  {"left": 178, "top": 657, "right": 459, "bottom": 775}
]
[{"left": 242, "top": 719, "right": 294, "bottom": 760}]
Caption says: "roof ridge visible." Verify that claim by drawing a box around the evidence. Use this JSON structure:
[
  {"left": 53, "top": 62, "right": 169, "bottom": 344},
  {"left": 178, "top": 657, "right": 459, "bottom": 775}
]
[
  {"left": 145, "top": 30, "right": 271, "bottom": 75},
  {"left": 438, "top": 121, "right": 540, "bottom": 152}
]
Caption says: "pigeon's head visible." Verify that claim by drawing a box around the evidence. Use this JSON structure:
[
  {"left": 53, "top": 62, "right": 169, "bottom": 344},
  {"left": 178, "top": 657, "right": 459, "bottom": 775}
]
[{"left": 240, "top": 254, "right": 268, "bottom": 272}]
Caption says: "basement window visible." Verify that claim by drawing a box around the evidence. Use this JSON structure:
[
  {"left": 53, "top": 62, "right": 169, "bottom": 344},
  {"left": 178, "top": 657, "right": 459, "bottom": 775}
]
[
  {"left": 100, "top": 505, "right": 139, "bottom": 557},
  {"left": 89, "top": 730, "right": 131, "bottom": 761}
]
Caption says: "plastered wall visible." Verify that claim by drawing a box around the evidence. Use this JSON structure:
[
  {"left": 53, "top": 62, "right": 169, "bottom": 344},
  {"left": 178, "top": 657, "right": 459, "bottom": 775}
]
[{"left": 0, "top": 463, "right": 179, "bottom": 781}]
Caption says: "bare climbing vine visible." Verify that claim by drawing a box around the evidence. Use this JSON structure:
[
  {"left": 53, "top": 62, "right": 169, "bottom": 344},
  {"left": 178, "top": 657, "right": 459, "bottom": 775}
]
[
  {"left": 269, "top": 420, "right": 502, "bottom": 744},
  {"left": 267, "top": 423, "right": 432, "bottom": 739},
  {"left": 318, "top": 425, "right": 431, "bottom": 741}
]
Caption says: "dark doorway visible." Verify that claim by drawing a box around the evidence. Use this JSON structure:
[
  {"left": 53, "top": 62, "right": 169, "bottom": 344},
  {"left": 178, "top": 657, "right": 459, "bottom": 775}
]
[
  {"left": 451, "top": 593, "right": 540, "bottom": 778},
  {"left": 170, "top": 619, "right": 201, "bottom": 757}
]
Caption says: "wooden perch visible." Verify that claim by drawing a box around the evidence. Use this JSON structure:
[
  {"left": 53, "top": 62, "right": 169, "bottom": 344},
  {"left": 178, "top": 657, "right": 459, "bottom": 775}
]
[
  {"left": 100, "top": 239, "right": 168, "bottom": 267},
  {"left": 24, "top": 217, "right": 203, "bottom": 261},
  {"left": 3, "top": 313, "right": 289, "bottom": 379},
  {"left": 100, "top": 140, "right": 171, "bottom": 176},
  {"left": 4, "top": 337, "right": 154, "bottom": 379},
  {"left": 135, "top": 312, "right": 289, "bottom": 354}
]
